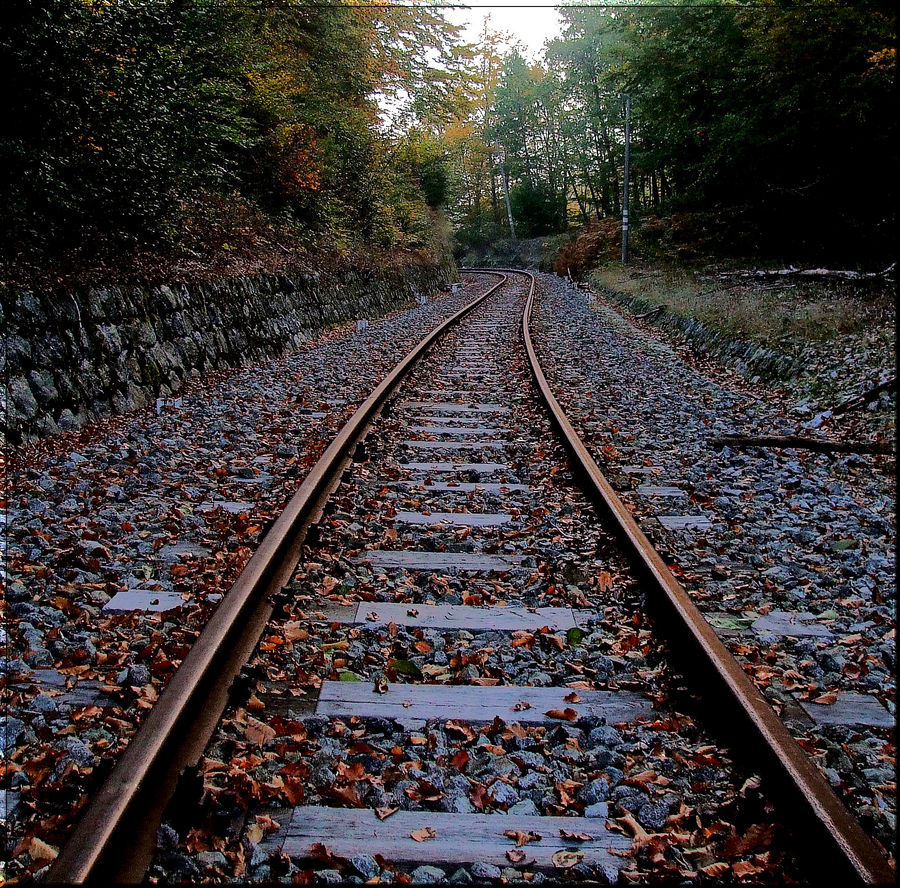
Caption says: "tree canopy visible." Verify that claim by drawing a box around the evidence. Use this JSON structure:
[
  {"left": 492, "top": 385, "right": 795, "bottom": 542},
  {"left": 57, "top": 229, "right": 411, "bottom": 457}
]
[
  {"left": 2, "top": 0, "right": 895, "bottom": 276},
  {"left": 438, "top": 0, "right": 895, "bottom": 263}
]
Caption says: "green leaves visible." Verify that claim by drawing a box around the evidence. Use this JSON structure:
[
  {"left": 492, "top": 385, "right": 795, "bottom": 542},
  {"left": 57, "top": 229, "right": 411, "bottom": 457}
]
[
  {"left": 566, "top": 627, "right": 585, "bottom": 647},
  {"left": 387, "top": 659, "right": 424, "bottom": 680}
]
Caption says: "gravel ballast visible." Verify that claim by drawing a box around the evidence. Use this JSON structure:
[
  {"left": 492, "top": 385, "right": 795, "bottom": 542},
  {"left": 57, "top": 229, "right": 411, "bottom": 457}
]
[
  {"left": 2, "top": 286, "right": 475, "bottom": 882},
  {"left": 531, "top": 272, "right": 895, "bottom": 857}
]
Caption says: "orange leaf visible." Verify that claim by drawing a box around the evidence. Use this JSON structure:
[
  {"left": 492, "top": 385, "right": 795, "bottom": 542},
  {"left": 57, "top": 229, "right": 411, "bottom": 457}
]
[
  {"left": 545, "top": 707, "right": 578, "bottom": 721},
  {"left": 244, "top": 717, "right": 276, "bottom": 746},
  {"left": 504, "top": 830, "right": 542, "bottom": 846}
]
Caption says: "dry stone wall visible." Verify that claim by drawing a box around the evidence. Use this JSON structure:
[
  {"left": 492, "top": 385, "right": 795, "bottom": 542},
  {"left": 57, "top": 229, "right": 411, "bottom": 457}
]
[{"left": 2, "top": 261, "right": 455, "bottom": 445}]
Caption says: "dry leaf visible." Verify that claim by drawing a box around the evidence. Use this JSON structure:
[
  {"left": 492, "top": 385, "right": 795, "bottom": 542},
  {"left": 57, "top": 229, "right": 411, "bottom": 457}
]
[
  {"left": 597, "top": 570, "right": 614, "bottom": 591},
  {"left": 445, "top": 719, "right": 475, "bottom": 741},
  {"left": 812, "top": 691, "right": 838, "bottom": 705},
  {"left": 282, "top": 622, "right": 309, "bottom": 642},
  {"left": 504, "top": 830, "right": 542, "bottom": 847},
  {"left": 700, "top": 862, "right": 731, "bottom": 877},
  {"left": 512, "top": 701, "right": 532, "bottom": 711},
  {"left": 544, "top": 707, "right": 578, "bottom": 721},
  {"left": 732, "top": 860, "right": 763, "bottom": 878},
  {"left": 559, "top": 829, "right": 593, "bottom": 842},
  {"left": 551, "top": 849, "right": 584, "bottom": 868},
  {"left": 739, "top": 775, "right": 761, "bottom": 796},
  {"left": 410, "top": 827, "right": 436, "bottom": 842},
  {"left": 376, "top": 806, "right": 399, "bottom": 820},
  {"left": 506, "top": 848, "right": 527, "bottom": 864},
  {"left": 450, "top": 750, "right": 470, "bottom": 771},
  {"left": 244, "top": 717, "right": 276, "bottom": 746},
  {"left": 27, "top": 837, "right": 59, "bottom": 862},
  {"left": 563, "top": 692, "right": 582, "bottom": 704}
]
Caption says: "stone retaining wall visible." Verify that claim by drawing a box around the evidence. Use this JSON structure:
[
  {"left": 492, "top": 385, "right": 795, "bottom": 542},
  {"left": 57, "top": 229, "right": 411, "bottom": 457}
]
[
  {"left": 594, "top": 286, "right": 802, "bottom": 382},
  {"left": 2, "top": 260, "right": 455, "bottom": 445}
]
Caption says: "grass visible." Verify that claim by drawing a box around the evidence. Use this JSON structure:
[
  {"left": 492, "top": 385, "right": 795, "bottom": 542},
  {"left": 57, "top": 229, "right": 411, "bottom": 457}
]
[{"left": 590, "top": 260, "right": 895, "bottom": 347}]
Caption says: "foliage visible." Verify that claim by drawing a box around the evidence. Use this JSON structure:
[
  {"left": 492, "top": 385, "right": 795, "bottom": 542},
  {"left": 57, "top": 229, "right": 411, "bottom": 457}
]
[
  {"left": 437, "top": 0, "right": 896, "bottom": 264},
  {"left": 1, "top": 0, "right": 462, "bottom": 274}
]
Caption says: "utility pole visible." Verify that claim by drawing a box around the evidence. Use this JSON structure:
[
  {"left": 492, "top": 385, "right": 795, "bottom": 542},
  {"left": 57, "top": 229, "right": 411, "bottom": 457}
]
[
  {"left": 621, "top": 93, "right": 631, "bottom": 263},
  {"left": 496, "top": 150, "right": 516, "bottom": 241}
]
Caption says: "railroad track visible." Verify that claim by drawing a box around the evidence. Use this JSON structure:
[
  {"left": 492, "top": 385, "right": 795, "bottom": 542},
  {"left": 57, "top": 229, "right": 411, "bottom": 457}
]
[{"left": 47, "top": 271, "right": 892, "bottom": 884}]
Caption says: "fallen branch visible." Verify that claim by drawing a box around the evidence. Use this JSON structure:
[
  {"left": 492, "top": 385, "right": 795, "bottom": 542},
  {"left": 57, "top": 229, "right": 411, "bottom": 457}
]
[
  {"left": 634, "top": 305, "right": 665, "bottom": 321},
  {"left": 832, "top": 377, "right": 896, "bottom": 415},
  {"left": 712, "top": 434, "right": 893, "bottom": 456},
  {"left": 714, "top": 263, "right": 894, "bottom": 283}
]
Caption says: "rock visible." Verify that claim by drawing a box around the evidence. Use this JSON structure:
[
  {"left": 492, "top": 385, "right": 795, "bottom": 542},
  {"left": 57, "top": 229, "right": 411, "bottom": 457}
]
[
  {"left": 441, "top": 794, "right": 474, "bottom": 814},
  {"left": 588, "top": 725, "right": 622, "bottom": 748},
  {"left": 470, "top": 862, "right": 502, "bottom": 880},
  {"left": 486, "top": 780, "right": 519, "bottom": 808},
  {"left": 8, "top": 376, "right": 38, "bottom": 419},
  {"left": 637, "top": 801, "right": 668, "bottom": 831},
  {"left": 517, "top": 771, "right": 543, "bottom": 790},
  {"left": 155, "top": 823, "right": 179, "bottom": 852},
  {"left": 508, "top": 799, "right": 540, "bottom": 816},
  {"left": 411, "top": 865, "right": 447, "bottom": 883},
  {"left": 315, "top": 869, "right": 344, "bottom": 884},
  {"left": 197, "top": 850, "right": 228, "bottom": 870},
  {"left": 0, "top": 717, "right": 25, "bottom": 750},
  {"left": 31, "top": 693, "right": 58, "bottom": 714},
  {"left": 578, "top": 777, "right": 609, "bottom": 805},
  {"left": 584, "top": 802, "right": 608, "bottom": 818},
  {"left": 349, "top": 855, "right": 380, "bottom": 880},
  {"left": 63, "top": 738, "right": 96, "bottom": 768}
]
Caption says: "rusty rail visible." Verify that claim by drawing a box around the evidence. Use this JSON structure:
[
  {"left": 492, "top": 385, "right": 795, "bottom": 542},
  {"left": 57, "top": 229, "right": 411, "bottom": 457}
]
[
  {"left": 510, "top": 266, "right": 893, "bottom": 885},
  {"left": 47, "top": 273, "right": 507, "bottom": 884}
]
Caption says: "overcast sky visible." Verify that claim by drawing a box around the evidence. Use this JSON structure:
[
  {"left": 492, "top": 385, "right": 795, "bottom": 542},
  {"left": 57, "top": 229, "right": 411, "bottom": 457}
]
[{"left": 444, "top": 2, "right": 564, "bottom": 61}]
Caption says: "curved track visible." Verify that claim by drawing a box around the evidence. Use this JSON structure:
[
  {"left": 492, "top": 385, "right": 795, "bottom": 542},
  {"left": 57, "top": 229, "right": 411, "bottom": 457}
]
[{"left": 47, "top": 270, "right": 891, "bottom": 884}]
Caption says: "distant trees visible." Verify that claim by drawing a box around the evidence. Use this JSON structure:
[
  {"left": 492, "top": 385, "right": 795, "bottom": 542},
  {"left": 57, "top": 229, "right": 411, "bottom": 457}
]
[
  {"left": 4, "top": 1, "right": 894, "bottom": 267},
  {"left": 441, "top": 0, "right": 895, "bottom": 262}
]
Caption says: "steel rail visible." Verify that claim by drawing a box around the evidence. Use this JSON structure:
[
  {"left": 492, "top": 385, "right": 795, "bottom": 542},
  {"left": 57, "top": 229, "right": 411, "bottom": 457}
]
[
  {"left": 507, "top": 267, "right": 894, "bottom": 886},
  {"left": 47, "top": 272, "right": 507, "bottom": 885}
]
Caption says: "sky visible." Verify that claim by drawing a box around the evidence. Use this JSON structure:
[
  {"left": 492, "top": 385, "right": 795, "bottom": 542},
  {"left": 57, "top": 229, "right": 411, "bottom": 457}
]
[{"left": 444, "top": 2, "right": 563, "bottom": 61}]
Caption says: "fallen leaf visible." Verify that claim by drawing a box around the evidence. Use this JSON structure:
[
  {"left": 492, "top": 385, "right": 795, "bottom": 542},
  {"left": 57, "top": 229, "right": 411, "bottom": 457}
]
[
  {"left": 27, "top": 837, "right": 59, "bottom": 862},
  {"left": 732, "top": 860, "right": 763, "bottom": 878},
  {"left": 552, "top": 849, "right": 584, "bottom": 869},
  {"left": 812, "top": 691, "right": 838, "bottom": 705},
  {"left": 374, "top": 675, "right": 389, "bottom": 694},
  {"left": 700, "top": 862, "right": 730, "bottom": 877},
  {"left": 563, "top": 692, "right": 582, "bottom": 704},
  {"left": 560, "top": 829, "right": 593, "bottom": 842},
  {"left": 410, "top": 827, "right": 436, "bottom": 842},
  {"left": 376, "top": 806, "right": 399, "bottom": 820},
  {"left": 512, "top": 701, "right": 532, "bottom": 711},
  {"left": 597, "top": 570, "right": 613, "bottom": 591},
  {"left": 450, "top": 750, "right": 470, "bottom": 771},
  {"left": 545, "top": 707, "right": 578, "bottom": 721},
  {"left": 445, "top": 719, "right": 475, "bottom": 741},
  {"left": 739, "top": 775, "right": 762, "bottom": 796},
  {"left": 506, "top": 848, "right": 527, "bottom": 863},
  {"left": 504, "top": 830, "right": 542, "bottom": 847},
  {"left": 244, "top": 717, "right": 276, "bottom": 746}
]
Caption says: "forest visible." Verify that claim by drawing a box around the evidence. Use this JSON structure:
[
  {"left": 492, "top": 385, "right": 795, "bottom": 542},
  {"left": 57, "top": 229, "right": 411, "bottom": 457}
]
[{"left": 2, "top": 0, "right": 895, "bottom": 284}]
